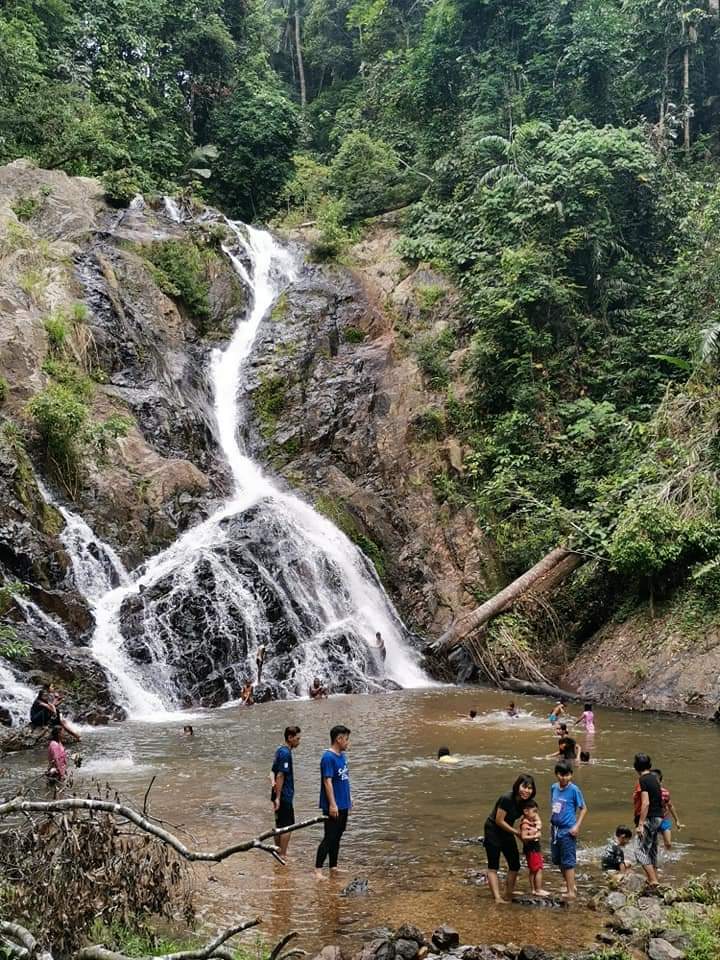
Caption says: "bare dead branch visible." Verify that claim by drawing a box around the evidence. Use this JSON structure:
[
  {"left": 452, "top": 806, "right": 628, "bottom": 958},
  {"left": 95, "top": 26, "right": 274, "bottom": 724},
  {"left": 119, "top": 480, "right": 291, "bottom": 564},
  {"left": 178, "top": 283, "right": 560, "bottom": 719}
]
[
  {"left": 76, "top": 918, "right": 261, "bottom": 960},
  {"left": 269, "top": 931, "right": 299, "bottom": 960},
  {"left": 0, "top": 798, "right": 325, "bottom": 863},
  {"left": 142, "top": 776, "right": 157, "bottom": 817}
]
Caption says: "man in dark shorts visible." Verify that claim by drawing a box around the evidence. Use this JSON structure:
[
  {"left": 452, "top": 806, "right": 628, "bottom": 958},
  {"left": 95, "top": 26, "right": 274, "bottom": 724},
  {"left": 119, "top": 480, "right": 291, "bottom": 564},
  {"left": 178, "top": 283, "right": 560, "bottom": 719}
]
[
  {"left": 272, "top": 725, "right": 301, "bottom": 859},
  {"left": 315, "top": 724, "right": 352, "bottom": 880},
  {"left": 633, "top": 753, "right": 663, "bottom": 888}
]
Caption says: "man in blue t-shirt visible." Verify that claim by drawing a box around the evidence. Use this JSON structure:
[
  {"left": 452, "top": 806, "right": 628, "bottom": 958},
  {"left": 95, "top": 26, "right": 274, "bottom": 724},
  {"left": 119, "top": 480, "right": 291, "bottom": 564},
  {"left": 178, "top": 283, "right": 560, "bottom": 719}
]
[
  {"left": 271, "top": 725, "right": 301, "bottom": 859},
  {"left": 550, "top": 761, "right": 587, "bottom": 900},
  {"left": 315, "top": 724, "right": 352, "bottom": 879}
]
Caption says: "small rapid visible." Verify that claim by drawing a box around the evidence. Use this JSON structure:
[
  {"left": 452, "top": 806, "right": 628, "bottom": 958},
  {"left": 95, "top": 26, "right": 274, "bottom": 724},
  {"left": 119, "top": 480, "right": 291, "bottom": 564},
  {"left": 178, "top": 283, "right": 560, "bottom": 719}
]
[{"left": 34, "top": 214, "right": 429, "bottom": 719}]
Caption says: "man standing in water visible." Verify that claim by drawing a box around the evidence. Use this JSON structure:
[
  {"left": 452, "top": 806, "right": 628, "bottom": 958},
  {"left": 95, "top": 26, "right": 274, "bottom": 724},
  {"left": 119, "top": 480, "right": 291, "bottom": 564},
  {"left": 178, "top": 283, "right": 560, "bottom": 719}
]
[
  {"left": 633, "top": 753, "right": 663, "bottom": 889},
  {"left": 315, "top": 724, "right": 352, "bottom": 880},
  {"left": 272, "top": 725, "right": 301, "bottom": 859}
]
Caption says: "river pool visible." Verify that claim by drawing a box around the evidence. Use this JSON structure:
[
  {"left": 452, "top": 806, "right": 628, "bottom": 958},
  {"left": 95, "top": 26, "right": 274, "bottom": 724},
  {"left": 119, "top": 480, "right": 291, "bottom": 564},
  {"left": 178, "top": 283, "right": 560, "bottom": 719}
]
[{"left": 4, "top": 687, "right": 719, "bottom": 953}]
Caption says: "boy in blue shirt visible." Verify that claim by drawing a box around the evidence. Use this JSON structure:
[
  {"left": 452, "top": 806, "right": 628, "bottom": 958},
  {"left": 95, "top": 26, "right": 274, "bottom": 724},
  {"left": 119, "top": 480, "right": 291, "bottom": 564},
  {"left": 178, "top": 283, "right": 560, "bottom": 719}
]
[
  {"left": 271, "top": 725, "right": 301, "bottom": 859},
  {"left": 550, "top": 760, "right": 587, "bottom": 900},
  {"left": 315, "top": 724, "right": 352, "bottom": 880}
]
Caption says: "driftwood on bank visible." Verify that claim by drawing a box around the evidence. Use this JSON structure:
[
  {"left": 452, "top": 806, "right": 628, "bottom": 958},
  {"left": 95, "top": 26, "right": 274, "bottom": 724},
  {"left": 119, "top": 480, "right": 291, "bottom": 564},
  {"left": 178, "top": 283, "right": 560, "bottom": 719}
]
[
  {"left": 0, "top": 796, "right": 325, "bottom": 865},
  {"left": 499, "top": 677, "right": 579, "bottom": 701},
  {"left": 429, "top": 547, "right": 583, "bottom": 655},
  {"left": 1, "top": 918, "right": 268, "bottom": 960}
]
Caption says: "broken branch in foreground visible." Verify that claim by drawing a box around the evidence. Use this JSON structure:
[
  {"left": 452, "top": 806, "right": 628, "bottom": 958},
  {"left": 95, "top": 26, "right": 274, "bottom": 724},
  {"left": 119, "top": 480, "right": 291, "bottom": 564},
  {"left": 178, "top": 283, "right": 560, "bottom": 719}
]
[{"left": 0, "top": 797, "right": 325, "bottom": 863}]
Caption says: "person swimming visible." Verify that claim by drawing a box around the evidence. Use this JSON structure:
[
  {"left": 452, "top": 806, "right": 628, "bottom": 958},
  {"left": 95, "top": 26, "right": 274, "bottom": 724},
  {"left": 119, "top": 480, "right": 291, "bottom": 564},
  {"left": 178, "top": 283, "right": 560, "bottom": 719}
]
[
  {"left": 437, "top": 746, "right": 459, "bottom": 764},
  {"left": 507, "top": 702, "right": 519, "bottom": 718}
]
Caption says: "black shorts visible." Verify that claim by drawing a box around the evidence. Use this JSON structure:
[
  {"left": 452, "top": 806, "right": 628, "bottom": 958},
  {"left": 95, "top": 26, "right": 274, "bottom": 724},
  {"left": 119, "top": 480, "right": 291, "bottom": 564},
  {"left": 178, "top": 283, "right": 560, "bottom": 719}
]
[
  {"left": 275, "top": 800, "right": 295, "bottom": 829},
  {"left": 484, "top": 827, "right": 520, "bottom": 872}
]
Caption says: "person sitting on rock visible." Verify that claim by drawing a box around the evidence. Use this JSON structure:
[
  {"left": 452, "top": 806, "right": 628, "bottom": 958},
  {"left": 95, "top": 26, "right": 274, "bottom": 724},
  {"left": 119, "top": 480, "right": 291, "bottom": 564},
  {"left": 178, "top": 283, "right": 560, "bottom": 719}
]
[
  {"left": 240, "top": 682, "right": 254, "bottom": 706},
  {"left": 30, "top": 683, "right": 80, "bottom": 741},
  {"left": 309, "top": 677, "right": 328, "bottom": 700}
]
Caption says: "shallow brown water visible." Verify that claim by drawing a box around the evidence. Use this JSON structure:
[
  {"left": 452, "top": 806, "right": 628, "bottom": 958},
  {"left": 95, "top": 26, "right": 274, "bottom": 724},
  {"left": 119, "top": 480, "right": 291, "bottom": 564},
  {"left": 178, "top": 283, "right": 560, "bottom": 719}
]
[{"left": 5, "top": 687, "right": 720, "bottom": 953}]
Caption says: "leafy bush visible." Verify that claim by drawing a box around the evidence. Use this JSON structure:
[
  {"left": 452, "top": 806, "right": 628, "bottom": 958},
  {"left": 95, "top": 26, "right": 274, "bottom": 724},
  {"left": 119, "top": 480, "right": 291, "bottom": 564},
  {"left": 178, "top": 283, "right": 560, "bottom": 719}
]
[
  {"left": 311, "top": 198, "right": 353, "bottom": 261},
  {"left": 0, "top": 636, "right": 31, "bottom": 661},
  {"left": 0, "top": 376, "right": 7, "bottom": 403},
  {"left": 142, "top": 240, "right": 211, "bottom": 321},
  {"left": 11, "top": 194, "right": 41, "bottom": 221},
  {"left": 343, "top": 327, "right": 366, "bottom": 343},
  {"left": 329, "top": 131, "right": 402, "bottom": 220},
  {"left": 416, "top": 328, "right": 455, "bottom": 389},
  {"left": 413, "top": 406, "right": 447, "bottom": 440},
  {"left": 254, "top": 373, "right": 288, "bottom": 437},
  {"left": 102, "top": 167, "right": 146, "bottom": 207},
  {"left": 43, "top": 311, "right": 69, "bottom": 351}
]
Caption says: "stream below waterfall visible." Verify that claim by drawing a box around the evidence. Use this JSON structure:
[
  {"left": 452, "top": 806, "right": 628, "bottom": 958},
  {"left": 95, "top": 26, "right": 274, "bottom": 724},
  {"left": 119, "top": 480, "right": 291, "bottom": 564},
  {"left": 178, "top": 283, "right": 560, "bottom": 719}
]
[{"left": 3, "top": 687, "right": 719, "bottom": 953}]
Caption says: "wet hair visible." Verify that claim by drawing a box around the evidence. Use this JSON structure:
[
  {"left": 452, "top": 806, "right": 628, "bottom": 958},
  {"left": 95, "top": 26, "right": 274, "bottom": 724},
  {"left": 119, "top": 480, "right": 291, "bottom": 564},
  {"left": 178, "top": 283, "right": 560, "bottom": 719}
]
[
  {"left": 651, "top": 767, "right": 663, "bottom": 781},
  {"left": 511, "top": 774, "right": 536, "bottom": 801},
  {"left": 50, "top": 726, "right": 62, "bottom": 742},
  {"left": 469, "top": 710, "right": 477, "bottom": 719},
  {"left": 375, "top": 631, "right": 382, "bottom": 639},
  {"left": 557, "top": 723, "right": 568, "bottom": 733},
  {"left": 284, "top": 725, "right": 301, "bottom": 740},
  {"left": 633, "top": 753, "right": 652, "bottom": 773},
  {"left": 584, "top": 703, "right": 592, "bottom": 712},
  {"left": 580, "top": 751, "right": 590, "bottom": 762},
  {"left": 509, "top": 702, "right": 515, "bottom": 708},
  {"left": 438, "top": 746, "right": 451, "bottom": 759},
  {"left": 615, "top": 826, "right": 632, "bottom": 840},
  {"left": 555, "top": 761, "right": 573, "bottom": 776},
  {"left": 523, "top": 798, "right": 538, "bottom": 811},
  {"left": 330, "top": 724, "right": 350, "bottom": 743},
  {"left": 183, "top": 725, "right": 193, "bottom": 735}
]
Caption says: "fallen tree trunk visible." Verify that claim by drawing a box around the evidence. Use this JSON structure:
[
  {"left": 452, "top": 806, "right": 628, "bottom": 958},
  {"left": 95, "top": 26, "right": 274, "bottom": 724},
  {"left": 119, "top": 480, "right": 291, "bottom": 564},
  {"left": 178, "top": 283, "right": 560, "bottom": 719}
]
[
  {"left": 429, "top": 547, "right": 583, "bottom": 655},
  {"left": 499, "top": 677, "right": 578, "bottom": 701}
]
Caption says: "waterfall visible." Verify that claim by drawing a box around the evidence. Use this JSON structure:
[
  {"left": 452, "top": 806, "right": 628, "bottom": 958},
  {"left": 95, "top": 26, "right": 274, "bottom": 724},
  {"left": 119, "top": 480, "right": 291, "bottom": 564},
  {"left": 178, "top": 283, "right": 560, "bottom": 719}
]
[
  {"left": 40, "top": 217, "right": 430, "bottom": 719},
  {"left": 0, "top": 663, "right": 35, "bottom": 722}
]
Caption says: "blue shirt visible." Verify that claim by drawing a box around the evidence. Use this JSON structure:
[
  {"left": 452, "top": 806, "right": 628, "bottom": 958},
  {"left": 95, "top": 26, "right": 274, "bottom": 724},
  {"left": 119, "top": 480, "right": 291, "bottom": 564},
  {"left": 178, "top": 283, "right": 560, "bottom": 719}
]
[
  {"left": 318, "top": 749, "right": 351, "bottom": 812},
  {"left": 272, "top": 745, "right": 294, "bottom": 803},
  {"left": 550, "top": 781, "right": 585, "bottom": 830}
]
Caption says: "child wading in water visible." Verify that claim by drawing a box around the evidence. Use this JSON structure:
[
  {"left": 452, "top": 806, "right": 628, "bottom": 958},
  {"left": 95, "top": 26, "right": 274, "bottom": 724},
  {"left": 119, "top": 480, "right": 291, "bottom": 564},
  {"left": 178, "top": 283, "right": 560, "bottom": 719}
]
[
  {"left": 519, "top": 799, "right": 550, "bottom": 896},
  {"left": 652, "top": 768, "right": 684, "bottom": 850},
  {"left": 575, "top": 703, "right": 595, "bottom": 735},
  {"left": 601, "top": 826, "right": 633, "bottom": 874}
]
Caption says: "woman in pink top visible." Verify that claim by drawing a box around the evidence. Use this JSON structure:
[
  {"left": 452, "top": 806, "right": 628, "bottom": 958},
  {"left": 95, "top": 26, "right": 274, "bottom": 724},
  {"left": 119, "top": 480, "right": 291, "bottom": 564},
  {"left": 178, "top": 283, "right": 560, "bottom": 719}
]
[{"left": 47, "top": 727, "right": 68, "bottom": 780}]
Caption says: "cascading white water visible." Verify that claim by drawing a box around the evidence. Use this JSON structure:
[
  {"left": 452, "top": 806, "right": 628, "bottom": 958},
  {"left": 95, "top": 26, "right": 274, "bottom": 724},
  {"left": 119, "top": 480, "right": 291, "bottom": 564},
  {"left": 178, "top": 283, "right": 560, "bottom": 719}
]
[
  {"left": 38, "top": 216, "right": 429, "bottom": 719},
  {"left": 0, "top": 663, "right": 36, "bottom": 721}
]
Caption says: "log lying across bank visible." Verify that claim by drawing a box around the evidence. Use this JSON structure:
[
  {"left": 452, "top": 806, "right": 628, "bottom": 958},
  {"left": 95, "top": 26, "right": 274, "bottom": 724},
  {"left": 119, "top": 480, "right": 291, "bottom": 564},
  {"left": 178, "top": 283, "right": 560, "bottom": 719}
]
[{"left": 429, "top": 547, "right": 584, "bottom": 656}]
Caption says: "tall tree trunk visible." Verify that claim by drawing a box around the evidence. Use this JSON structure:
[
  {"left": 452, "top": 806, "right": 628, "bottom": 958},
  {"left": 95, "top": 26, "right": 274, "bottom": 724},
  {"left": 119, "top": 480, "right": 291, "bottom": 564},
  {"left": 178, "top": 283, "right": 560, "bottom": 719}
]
[
  {"left": 429, "top": 547, "right": 583, "bottom": 654},
  {"left": 294, "top": 6, "right": 307, "bottom": 109},
  {"left": 683, "top": 19, "right": 691, "bottom": 154}
]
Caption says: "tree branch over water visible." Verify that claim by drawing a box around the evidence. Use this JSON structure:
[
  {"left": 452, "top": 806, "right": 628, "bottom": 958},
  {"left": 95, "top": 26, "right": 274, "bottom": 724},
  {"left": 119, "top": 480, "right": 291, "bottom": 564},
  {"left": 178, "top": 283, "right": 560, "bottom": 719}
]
[{"left": 0, "top": 796, "right": 325, "bottom": 863}]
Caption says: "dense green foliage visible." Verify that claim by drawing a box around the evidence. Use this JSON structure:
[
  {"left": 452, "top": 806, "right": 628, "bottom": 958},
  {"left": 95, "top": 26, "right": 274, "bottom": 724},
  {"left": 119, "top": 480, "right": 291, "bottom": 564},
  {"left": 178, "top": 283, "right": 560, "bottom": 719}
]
[
  {"left": 0, "top": 0, "right": 298, "bottom": 217},
  {"left": 6, "top": 0, "right": 720, "bottom": 609}
]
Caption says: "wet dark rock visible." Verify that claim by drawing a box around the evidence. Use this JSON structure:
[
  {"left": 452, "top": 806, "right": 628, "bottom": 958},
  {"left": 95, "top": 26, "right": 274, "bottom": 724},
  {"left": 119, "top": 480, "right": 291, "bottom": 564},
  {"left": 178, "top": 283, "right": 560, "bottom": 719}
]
[
  {"left": 431, "top": 928, "right": 460, "bottom": 951},
  {"left": 355, "top": 940, "right": 396, "bottom": 960},
  {"left": 517, "top": 949, "right": 551, "bottom": 960},
  {"left": 0, "top": 724, "right": 46, "bottom": 754},
  {"left": 511, "top": 895, "right": 567, "bottom": 909},
  {"left": 393, "top": 940, "right": 419, "bottom": 960},
  {"left": 341, "top": 877, "right": 369, "bottom": 897},
  {"left": 394, "top": 925, "right": 425, "bottom": 946},
  {"left": 0, "top": 707, "right": 12, "bottom": 727}
]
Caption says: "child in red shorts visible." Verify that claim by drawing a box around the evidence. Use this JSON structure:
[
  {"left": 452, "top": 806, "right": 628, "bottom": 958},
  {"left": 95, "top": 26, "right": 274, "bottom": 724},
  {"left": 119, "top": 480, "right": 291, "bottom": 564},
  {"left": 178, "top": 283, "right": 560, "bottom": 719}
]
[{"left": 519, "top": 799, "right": 550, "bottom": 896}]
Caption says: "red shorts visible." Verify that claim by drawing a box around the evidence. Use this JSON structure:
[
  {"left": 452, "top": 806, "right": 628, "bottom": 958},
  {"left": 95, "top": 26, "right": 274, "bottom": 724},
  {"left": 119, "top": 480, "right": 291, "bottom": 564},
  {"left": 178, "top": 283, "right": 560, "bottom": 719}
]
[{"left": 526, "top": 850, "right": 544, "bottom": 874}]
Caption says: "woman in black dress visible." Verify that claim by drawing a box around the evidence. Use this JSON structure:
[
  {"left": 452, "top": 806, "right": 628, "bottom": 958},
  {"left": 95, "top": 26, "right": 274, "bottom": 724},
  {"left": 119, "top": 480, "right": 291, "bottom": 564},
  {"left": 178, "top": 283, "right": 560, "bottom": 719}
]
[{"left": 484, "top": 773, "right": 536, "bottom": 902}]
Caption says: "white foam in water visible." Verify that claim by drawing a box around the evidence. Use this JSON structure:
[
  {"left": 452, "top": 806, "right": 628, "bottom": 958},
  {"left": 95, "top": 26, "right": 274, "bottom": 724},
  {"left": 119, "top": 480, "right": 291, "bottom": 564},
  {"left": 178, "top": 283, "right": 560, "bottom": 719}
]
[
  {"left": 0, "top": 662, "right": 36, "bottom": 721},
  {"left": 36, "top": 217, "right": 430, "bottom": 720}
]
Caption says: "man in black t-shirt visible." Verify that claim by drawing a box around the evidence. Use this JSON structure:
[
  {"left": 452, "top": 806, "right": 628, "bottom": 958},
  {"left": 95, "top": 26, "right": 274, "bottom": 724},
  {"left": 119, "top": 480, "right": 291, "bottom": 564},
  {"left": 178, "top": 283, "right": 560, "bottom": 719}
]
[{"left": 633, "top": 753, "right": 663, "bottom": 886}]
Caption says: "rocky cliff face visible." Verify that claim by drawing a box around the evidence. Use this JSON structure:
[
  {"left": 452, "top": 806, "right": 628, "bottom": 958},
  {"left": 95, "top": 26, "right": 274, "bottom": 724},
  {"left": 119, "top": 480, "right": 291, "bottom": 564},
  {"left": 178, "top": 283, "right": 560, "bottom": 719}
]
[
  {"left": 247, "top": 218, "right": 499, "bottom": 640},
  {"left": 0, "top": 161, "right": 246, "bottom": 720}
]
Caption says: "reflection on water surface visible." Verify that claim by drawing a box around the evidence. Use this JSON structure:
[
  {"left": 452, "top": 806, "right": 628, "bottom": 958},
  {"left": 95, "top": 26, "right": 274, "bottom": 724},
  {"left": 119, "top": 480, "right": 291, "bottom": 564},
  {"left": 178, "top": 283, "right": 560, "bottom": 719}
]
[{"left": 4, "top": 687, "right": 719, "bottom": 952}]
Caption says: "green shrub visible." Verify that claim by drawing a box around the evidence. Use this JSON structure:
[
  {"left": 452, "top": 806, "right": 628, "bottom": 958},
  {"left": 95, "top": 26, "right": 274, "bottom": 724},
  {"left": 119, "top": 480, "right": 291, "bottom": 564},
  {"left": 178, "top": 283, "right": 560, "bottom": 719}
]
[
  {"left": 143, "top": 240, "right": 211, "bottom": 321},
  {"left": 415, "top": 284, "right": 447, "bottom": 313},
  {"left": 19, "top": 268, "right": 46, "bottom": 303},
  {"left": 271, "top": 292, "right": 289, "bottom": 322},
  {"left": 282, "top": 153, "right": 331, "bottom": 216},
  {"left": 311, "top": 198, "right": 353, "bottom": 261},
  {"left": 329, "top": 131, "right": 402, "bottom": 220},
  {"left": 70, "top": 302, "right": 89, "bottom": 323},
  {"left": 414, "top": 406, "right": 447, "bottom": 440},
  {"left": 343, "top": 327, "right": 365, "bottom": 343},
  {"left": 416, "top": 328, "right": 455, "bottom": 389},
  {"left": 255, "top": 374, "right": 288, "bottom": 437},
  {"left": 0, "top": 635, "right": 31, "bottom": 661},
  {"left": 0, "top": 376, "right": 8, "bottom": 403},
  {"left": 43, "top": 311, "right": 69, "bottom": 350},
  {"left": 102, "top": 167, "right": 145, "bottom": 207},
  {"left": 11, "top": 194, "right": 41, "bottom": 221}
]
